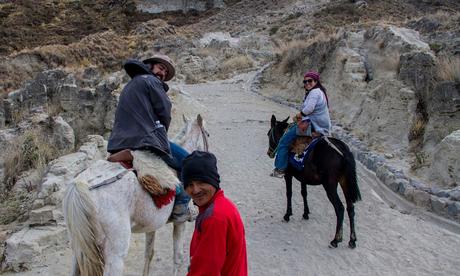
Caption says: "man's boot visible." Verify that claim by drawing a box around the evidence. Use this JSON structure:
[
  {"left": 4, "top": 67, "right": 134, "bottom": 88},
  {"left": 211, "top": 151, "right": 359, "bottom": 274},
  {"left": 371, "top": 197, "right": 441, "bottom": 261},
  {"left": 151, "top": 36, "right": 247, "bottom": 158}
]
[{"left": 170, "top": 184, "right": 196, "bottom": 223}]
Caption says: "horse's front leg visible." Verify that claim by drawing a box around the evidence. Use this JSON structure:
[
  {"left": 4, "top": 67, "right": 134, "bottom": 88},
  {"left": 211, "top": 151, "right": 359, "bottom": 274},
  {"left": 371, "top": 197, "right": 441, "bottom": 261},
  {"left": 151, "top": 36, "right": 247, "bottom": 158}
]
[
  {"left": 300, "top": 182, "right": 310, "bottom": 220},
  {"left": 284, "top": 174, "right": 293, "bottom": 222},
  {"left": 143, "top": 231, "right": 156, "bottom": 276},
  {"left": 173, "top": 222, "right": 186, "bottom": 275}
]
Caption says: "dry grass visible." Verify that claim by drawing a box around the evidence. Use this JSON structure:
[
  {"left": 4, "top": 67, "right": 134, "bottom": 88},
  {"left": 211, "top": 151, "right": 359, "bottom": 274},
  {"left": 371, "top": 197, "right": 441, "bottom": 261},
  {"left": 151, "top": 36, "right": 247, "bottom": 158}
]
[
  {"left": 195, "top": 47, "right": 219, "bottom": 58},
  {"left": 1, "top": 31, "right": 134, "bottom": 95},
  {"left": 220, "top": 55, "right": 254, "bottom": 74},
  {"left": 408, "top": 117, "right": 426, "bottom": 142},
  {"left": 276, "top": 40, "right": 310, "bottom": 74},
  {"left": 437, "top": 56, "right": 460, "bottom": 82},
  {"left": 3, "top": 130, "right": 59, "bottom": 191},
  {"left": 0, "top": 190, "right": 35, "bottom": 224},
  {"left": 274, "top": 33, "right": 339, "bottom": 75},
  {"left": 0, "top": 129, "right": 59, "bottom": 224}
]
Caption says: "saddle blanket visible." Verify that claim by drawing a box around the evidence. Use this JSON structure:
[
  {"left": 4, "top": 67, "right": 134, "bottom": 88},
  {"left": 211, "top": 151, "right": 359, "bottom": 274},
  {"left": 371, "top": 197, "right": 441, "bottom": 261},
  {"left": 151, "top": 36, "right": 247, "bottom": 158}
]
[{"left": 288, "top": 137, "right": 322, "bottom": 171}]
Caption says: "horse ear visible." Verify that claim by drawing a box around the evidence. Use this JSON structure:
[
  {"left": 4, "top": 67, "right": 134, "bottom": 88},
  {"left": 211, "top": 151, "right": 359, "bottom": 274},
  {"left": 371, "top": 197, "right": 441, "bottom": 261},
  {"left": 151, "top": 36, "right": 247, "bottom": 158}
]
[
  {"left": 182, "top": 114, "right": 190, "bottom": 124},
  {"left": 271, "top": 114, "right": 276, "bottom": 127},
  {"left": 282, "top": 116, "right": 289, "bottom": 123},
  {"left": 197, "top": 114, "right": 203, "bottom": 127}
]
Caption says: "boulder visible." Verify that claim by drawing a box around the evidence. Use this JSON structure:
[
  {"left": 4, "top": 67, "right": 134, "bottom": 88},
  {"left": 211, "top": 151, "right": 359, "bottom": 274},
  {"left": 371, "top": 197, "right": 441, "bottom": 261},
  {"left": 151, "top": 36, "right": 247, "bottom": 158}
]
[
  {"left": 398, "top": 51, "right": 436, "bottom": 98},
  {"left": 423, "top": 81, "right": 460, "bottom": 149},
  {"left": 3, "top": 226, "right": 67, "bottom": 272},
  {"left": 427, "top": 130, "right": 460, "bottom": 188},
  {"left": 28, "top": 206, "right": 60, "bottom": 226}
]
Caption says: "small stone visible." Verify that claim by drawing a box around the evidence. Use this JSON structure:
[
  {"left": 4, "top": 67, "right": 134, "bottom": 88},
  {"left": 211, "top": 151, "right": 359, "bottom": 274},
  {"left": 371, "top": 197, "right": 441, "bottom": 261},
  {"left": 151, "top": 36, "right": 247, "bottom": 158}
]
[
  {"left": 447, "top": 202, "right": 460, "bottom": 217},
  {"left": 385, "top": 153, "right": 394, "bottom": 159}
]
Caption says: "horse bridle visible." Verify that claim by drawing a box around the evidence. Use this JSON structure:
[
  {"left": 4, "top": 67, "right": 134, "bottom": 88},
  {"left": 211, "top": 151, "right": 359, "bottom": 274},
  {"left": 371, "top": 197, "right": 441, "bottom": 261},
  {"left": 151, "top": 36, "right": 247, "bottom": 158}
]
[{"left": 267, "top": 127, "right": 278, "bottom": 158}]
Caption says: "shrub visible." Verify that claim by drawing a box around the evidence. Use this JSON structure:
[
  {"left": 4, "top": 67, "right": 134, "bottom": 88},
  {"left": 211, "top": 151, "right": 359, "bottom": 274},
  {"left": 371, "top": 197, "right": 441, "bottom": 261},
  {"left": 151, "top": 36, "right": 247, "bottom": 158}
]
[{"left": 3, "top": 130, "right": 59, "bottom": 191}]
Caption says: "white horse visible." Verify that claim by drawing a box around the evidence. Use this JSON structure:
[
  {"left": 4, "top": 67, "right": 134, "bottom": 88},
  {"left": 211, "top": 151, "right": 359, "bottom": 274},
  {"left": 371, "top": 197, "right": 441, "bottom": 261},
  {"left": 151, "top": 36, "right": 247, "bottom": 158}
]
[{"left": 63, "top": 114, "right": 209, "bottom": 276}]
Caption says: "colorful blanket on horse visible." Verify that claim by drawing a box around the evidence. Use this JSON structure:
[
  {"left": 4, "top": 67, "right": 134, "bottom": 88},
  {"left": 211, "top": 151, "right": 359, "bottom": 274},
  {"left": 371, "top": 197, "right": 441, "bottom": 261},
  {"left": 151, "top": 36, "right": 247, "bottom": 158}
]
[{"left": 288, "top": 137, "right": 322, "bottom": 171}]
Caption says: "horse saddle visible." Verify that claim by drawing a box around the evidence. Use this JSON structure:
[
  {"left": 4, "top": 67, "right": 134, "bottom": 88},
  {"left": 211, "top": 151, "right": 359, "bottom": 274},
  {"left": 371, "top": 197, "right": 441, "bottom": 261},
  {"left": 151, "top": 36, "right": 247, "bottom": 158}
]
[
  {"left": 107, "top": 149, "right": 134, "bottom": 169},
  {"left": 289, "top": 137, "right": 322, "bottom": 171},
  {"left": 107, "top": 149, "right": 176, "bottom": 208},
  {"left": 290, "top": 136, "right": 313, "bottom": 155}
]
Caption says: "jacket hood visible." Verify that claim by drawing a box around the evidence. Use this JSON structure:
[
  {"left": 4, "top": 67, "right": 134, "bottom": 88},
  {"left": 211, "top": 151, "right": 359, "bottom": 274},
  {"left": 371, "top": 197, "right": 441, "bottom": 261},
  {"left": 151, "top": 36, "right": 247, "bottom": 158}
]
[
  {"left": 123, "top": 59, "right": 169, "bottom": 92},
  {"left": 123, "top": 59, "right": 152, "bottom": 79}
]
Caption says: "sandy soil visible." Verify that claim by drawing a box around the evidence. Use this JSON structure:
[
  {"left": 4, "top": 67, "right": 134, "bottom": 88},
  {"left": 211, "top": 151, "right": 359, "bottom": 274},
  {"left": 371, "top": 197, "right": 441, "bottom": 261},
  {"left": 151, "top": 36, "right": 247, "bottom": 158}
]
[{"left": 6, "top": 73, "right": 460, "bottom": 276}]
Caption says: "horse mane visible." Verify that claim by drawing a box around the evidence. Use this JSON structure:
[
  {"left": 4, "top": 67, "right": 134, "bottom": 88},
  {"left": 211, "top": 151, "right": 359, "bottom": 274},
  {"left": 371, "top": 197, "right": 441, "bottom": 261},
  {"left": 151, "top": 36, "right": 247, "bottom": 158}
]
[{"left": 172, "top": 114, "right": 193, "bottom": 147}]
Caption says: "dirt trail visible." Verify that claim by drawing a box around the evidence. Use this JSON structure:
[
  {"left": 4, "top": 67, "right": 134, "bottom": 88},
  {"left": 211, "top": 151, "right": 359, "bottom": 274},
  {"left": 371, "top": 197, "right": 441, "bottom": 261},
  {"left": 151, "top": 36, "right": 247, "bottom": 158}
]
[{"left": 6, "top": 73, "right": 460, "bottom": 276}]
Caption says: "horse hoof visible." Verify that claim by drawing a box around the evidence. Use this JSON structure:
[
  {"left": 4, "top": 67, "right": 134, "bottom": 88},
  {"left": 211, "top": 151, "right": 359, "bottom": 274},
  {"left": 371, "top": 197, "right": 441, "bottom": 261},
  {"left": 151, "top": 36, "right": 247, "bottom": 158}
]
[
  {"left": 348, "top": 240, "right": 356, "bottom": 249},
  {"left": 283, "top": 214, "right": 291, "bottom": 222},
  {"left": 329, "top": 239, "right": 341, "bottom": 248},
  {"left": 302, "top": 214, "right": 309, "bottom": 220}
]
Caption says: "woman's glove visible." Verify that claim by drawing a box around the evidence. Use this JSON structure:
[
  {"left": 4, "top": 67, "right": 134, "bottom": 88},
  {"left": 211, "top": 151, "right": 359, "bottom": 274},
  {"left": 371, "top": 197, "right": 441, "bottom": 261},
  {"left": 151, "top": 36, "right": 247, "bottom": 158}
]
[{"left": 293, "top": 113, "right": 302, "bottom": 123}]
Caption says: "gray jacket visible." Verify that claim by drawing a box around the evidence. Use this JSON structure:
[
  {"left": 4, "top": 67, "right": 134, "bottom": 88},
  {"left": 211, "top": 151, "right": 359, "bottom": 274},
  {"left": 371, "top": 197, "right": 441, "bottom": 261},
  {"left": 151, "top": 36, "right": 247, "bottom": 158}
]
[{"left": 107, "top": 60, "right": 172, "bottom": 155}]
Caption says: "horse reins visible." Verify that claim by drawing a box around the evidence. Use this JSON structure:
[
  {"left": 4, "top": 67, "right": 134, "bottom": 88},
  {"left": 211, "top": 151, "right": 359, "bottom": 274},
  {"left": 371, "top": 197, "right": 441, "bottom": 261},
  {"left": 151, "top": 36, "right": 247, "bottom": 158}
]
[{"left": 200, "top": 125, "right": 210, "bottom": 152}]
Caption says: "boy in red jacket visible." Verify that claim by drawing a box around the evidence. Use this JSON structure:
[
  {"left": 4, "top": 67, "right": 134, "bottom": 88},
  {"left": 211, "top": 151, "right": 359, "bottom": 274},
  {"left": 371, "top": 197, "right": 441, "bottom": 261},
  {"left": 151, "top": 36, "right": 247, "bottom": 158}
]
[{"left": 182, "top": 151, "right": 248, "bottom": 276}]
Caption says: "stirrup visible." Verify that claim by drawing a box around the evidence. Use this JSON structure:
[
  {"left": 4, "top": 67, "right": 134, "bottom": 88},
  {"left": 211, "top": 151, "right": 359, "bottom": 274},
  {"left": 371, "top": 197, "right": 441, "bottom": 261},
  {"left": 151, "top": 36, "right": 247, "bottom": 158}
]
[{"left": 270, "top": 168, "right": 285, "bottom": 178}]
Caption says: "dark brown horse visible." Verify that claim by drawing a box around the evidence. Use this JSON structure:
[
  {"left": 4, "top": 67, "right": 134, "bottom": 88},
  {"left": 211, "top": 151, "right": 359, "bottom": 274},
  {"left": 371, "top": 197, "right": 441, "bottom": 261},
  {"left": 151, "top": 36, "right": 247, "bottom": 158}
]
[{"left": 267, "top": 114, "right": 362, "bottom": 248}]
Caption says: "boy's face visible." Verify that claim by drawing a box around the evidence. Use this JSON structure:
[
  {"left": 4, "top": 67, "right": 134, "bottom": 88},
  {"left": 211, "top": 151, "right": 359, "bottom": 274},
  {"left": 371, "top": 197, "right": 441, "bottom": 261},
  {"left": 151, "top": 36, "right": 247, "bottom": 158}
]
[{"left": 185, "top": 180, "right": 217, "bottom": 207}]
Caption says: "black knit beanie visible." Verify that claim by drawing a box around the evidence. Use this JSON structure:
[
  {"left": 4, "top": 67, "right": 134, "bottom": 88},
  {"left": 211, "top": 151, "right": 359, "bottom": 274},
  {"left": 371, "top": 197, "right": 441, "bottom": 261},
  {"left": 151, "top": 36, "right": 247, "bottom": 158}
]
[{"left": 182, "top": 151, "right": 220, "bottom": 190}]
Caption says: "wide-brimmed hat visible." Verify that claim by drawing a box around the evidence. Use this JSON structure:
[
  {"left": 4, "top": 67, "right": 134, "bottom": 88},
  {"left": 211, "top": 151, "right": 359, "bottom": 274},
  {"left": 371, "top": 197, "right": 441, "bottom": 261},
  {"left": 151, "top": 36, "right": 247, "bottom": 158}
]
[{"left": 143, "top": 54, "right": 175, "bottom": 81}]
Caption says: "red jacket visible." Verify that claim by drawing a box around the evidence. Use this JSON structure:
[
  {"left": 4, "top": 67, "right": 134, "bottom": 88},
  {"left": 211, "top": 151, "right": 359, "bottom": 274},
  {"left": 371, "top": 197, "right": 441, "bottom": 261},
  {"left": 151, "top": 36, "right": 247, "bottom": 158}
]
[{"left": 188, "top": 189, "right": 247, "bottom": 276}]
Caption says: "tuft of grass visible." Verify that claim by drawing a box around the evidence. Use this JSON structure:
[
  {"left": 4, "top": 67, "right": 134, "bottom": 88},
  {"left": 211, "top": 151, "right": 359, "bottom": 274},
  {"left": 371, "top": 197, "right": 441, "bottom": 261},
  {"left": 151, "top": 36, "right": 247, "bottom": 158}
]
[
  {"left": 411, "top": 151, "right": 429, "bottom": 170},
  {"left": 437, "top": 56, "right": 460, "bottom": 83},
  {"left": 220, "top": 55, "right": 254, "bottom": 74},
  {"left": 275, "top": 33, "right": 338, "bottom": 75},
  {"left": 408, "top": 117, "right": 427, "bottom": 142},
  {"left": 276, "top": 40, "right": 310, "bottom": 74},
  {"left": 0, "top": 190, "right": 34, "bottom": 225},
  {"left": 3, "top": 130, "right": 59, "bottom": 191}
]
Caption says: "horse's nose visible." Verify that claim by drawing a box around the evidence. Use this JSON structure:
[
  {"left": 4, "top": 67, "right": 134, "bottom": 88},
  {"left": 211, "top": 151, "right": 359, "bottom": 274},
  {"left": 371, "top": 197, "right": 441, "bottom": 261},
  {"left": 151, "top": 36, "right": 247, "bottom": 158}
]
[{"left": 267, "top": 150, "right": 272, "bottom": 157}]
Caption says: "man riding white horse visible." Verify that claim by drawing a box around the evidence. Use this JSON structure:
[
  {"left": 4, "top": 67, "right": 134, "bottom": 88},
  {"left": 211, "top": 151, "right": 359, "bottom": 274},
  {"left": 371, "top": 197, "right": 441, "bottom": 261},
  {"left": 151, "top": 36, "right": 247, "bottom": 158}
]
[{"left": 107, "top": 54, "right": 191, "bottom": 222}]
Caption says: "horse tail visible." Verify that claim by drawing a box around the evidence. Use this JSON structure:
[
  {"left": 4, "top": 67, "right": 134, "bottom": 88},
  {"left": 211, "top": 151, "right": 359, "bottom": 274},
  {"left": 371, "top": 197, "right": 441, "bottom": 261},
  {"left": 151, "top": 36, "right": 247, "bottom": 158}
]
[
  {"left": 63, "top": 180, "right": 104, "bottom": 276},
  {"left": 342, "top": 146, "right": 362, "bottom": 203}
]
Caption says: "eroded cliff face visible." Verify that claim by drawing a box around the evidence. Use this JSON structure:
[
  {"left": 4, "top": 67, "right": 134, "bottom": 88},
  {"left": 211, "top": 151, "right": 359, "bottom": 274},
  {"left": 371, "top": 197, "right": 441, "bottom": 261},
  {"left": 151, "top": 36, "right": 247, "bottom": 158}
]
[{"left": 258, "top": 23, "right": 459, "bottom": 188}]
